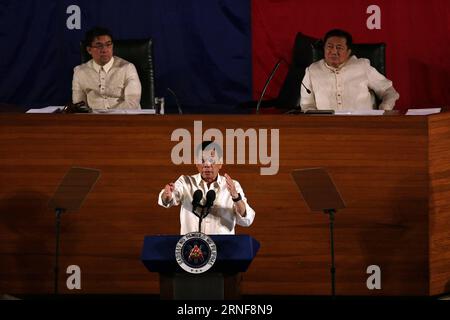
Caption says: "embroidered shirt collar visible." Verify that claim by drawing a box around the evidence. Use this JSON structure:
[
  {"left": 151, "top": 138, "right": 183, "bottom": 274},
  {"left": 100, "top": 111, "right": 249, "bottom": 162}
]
[
  {"left": 193, "top": 173, "right": 224, "bottom": 188},
  {"left": 324, "top": 55, "right": 356, "bottom": 72},
  {"left": 92, "top": 57, "right": 114, "bottom": 74}
]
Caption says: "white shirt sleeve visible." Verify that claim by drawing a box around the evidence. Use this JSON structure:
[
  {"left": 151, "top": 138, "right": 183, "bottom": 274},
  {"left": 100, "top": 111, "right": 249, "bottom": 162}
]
[
  {"left": 114, "top": 63, "right": 142, "bottom": 109},
  {"left": 366, "top": 62, "right": 400, "bottom": 110},
  {"left": 233, "top": 180, "right": 255, "bottom": 227},
  {"left": 72, "top": 66, "right": 87, "bottom": 104}
]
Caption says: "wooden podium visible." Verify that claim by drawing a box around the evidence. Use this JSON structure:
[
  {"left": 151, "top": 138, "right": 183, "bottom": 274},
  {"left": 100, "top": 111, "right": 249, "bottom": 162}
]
[{"left": 0, "top": 113, "right": 450, "bottom": 296}]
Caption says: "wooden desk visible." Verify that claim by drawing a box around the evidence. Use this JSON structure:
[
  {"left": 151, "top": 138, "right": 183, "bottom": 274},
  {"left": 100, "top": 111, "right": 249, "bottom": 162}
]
[{"left": 0, "top": 113, "right": 449, "bottom": 296}]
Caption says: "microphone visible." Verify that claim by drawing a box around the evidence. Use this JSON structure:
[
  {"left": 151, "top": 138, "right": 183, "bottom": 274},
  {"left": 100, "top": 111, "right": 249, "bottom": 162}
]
[
  {"left": 256, "top": 58, "right": 283, "bottom": 114},
  {"left": 192, "top": 189, "right": 203, "bottom": 212},
  {"left": 205, "top": 190, "right": 216, "bottom": 208},
  {"left": 167, "top": 87, "right": 183, "bottom": 115},
  {"left": 256, "top": 58, "right": 311, "bottom": 114},
  {"left": 302, "top": 81, "right": 311, "bottom": 94}
]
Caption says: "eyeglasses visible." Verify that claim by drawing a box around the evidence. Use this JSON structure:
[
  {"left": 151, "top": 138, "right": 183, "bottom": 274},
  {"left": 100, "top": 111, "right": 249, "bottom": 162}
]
[{"left": 90, "top": 42, "right": 113, "bottom": 50}]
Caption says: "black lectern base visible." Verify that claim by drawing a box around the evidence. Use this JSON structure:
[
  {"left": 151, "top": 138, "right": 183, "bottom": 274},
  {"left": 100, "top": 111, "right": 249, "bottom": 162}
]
[{"left": 160, "top": 273, "right": 242, "bottom": 300}]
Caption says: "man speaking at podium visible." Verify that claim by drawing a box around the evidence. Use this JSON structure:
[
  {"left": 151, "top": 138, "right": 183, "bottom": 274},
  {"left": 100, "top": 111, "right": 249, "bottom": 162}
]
[{"left": 158, "top": 141, "right": 255, "bottom": 235}]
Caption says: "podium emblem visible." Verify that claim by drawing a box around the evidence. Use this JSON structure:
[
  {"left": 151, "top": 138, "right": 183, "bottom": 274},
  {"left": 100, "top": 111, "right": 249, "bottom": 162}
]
[{"left": 175, "top": 232, "right": 217, "bottom": 274}]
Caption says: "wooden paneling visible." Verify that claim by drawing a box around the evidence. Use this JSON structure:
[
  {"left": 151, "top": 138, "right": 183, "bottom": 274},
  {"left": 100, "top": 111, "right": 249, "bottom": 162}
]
[
  {"left": 0, "top": 113, "right": 446, "bottom": 296},
  {"left": 428, "top": 112, "right": 450, "bottom": 295}
]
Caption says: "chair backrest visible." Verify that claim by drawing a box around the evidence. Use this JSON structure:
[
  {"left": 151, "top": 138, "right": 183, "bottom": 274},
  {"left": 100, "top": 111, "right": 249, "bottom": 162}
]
[
  {"left": 81, "top": 39, "right": 155, "bottom": 109},
  {"left": 277, "top": 32, "right": 386, "bottom": 108},
  {"left": 276, "top": 32, "right": 318, "bottom": 108}
]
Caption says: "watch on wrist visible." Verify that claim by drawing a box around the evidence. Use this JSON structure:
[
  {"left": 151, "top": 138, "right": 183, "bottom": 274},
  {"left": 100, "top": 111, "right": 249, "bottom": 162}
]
[{"left": 232, "top": 193, "right": 242, "bottom": 202}]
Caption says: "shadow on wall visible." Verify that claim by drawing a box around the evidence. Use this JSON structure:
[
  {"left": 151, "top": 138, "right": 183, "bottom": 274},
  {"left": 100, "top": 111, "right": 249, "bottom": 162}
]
[
  {"left": 358, "top": 177, "right": 429, "bottom": 295},
  {"left": 0, "top": 190, "right": 55, "bottom": 294}
]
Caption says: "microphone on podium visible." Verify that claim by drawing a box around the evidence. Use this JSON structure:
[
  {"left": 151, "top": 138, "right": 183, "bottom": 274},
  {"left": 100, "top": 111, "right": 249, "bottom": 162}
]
[
  {"left": 256, "top": 58, "right": 311, "bottom": 114},
  {"left": 192, "top": 189, "right": 203, "bottom": 213},
  {"left": 256, "top": 58, "right": 283, "bottom": 115},
  {"left": 167, "top": 87, "right": 183, "bottom": 115},
  {"left": 201, "top": 190, "right": 216, "bottom": 220},
  {"left": 302, "top": 81, "right": 311, "bottom": 94},
  {"left": 205, "top": 190, "right": 216, "bottom": 209}
]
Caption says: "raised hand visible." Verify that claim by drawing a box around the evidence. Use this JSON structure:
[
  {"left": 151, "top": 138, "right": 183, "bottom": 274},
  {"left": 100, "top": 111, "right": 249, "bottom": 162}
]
[
  {"left": 224, "top": 173, "right": 238, "bottom": 198},
  {"left": 163, "top": 183, "right": 175, "bottom": 202}
]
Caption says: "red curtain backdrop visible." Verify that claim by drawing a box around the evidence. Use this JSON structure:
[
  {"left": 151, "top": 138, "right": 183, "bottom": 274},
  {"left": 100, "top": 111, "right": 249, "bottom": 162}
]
[{"left": 252, "top": 0, "right": 450, "bottom": 110}]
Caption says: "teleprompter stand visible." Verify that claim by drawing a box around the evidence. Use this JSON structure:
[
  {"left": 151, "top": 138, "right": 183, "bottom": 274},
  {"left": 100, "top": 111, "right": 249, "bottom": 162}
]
[
  {"left": 291, "top": 168, "right": 345, "bottom": 298},
  {"left": 48, "top": 167, "right": 100, "bottom": 294}
]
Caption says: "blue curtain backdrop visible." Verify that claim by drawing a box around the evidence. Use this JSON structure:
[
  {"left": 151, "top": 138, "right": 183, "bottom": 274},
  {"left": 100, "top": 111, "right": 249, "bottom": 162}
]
[{"left": 0, "top": 0, "right": 252, "bottom": 113}]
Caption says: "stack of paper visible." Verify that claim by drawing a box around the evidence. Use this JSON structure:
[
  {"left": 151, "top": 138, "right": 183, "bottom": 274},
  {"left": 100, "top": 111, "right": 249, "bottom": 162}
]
[
  {"left": 405, "top": 108, "right": 441, "bottom": 116},
  {"left": 334, "top": 110, "right": 385, "bottom": 116},
  {"left": 25, "top": 107, "right": 157, "bottom": 115},
  {"left": 26, "top": 106, "right": 63, "bottom": 113},
  {"left": 93, "top": 109, "right": 156, "bottom": 115}
]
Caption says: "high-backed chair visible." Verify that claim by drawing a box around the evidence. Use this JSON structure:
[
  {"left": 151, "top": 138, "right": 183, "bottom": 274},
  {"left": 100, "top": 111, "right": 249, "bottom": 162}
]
[
  {"left": 277, "top": 32, "right": 320, "bottom": 109},
  {"left": 239, "top": 32, "right": 318, "bottom": 113},
  {"left": 81, "top": 39, "right": 155, "bottom": 109},
  {"left": 243, "top": 32, "right": 386, "bottom": 112}
]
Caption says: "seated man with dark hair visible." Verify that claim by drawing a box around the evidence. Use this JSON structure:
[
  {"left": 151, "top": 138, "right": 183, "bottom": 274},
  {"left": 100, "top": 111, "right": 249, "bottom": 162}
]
[
  {"left": 300, "top": 28, "right": 399, "bottom": 112},
  {"left": 72, "top": 26, "right": 141, "bottom": 111}
]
